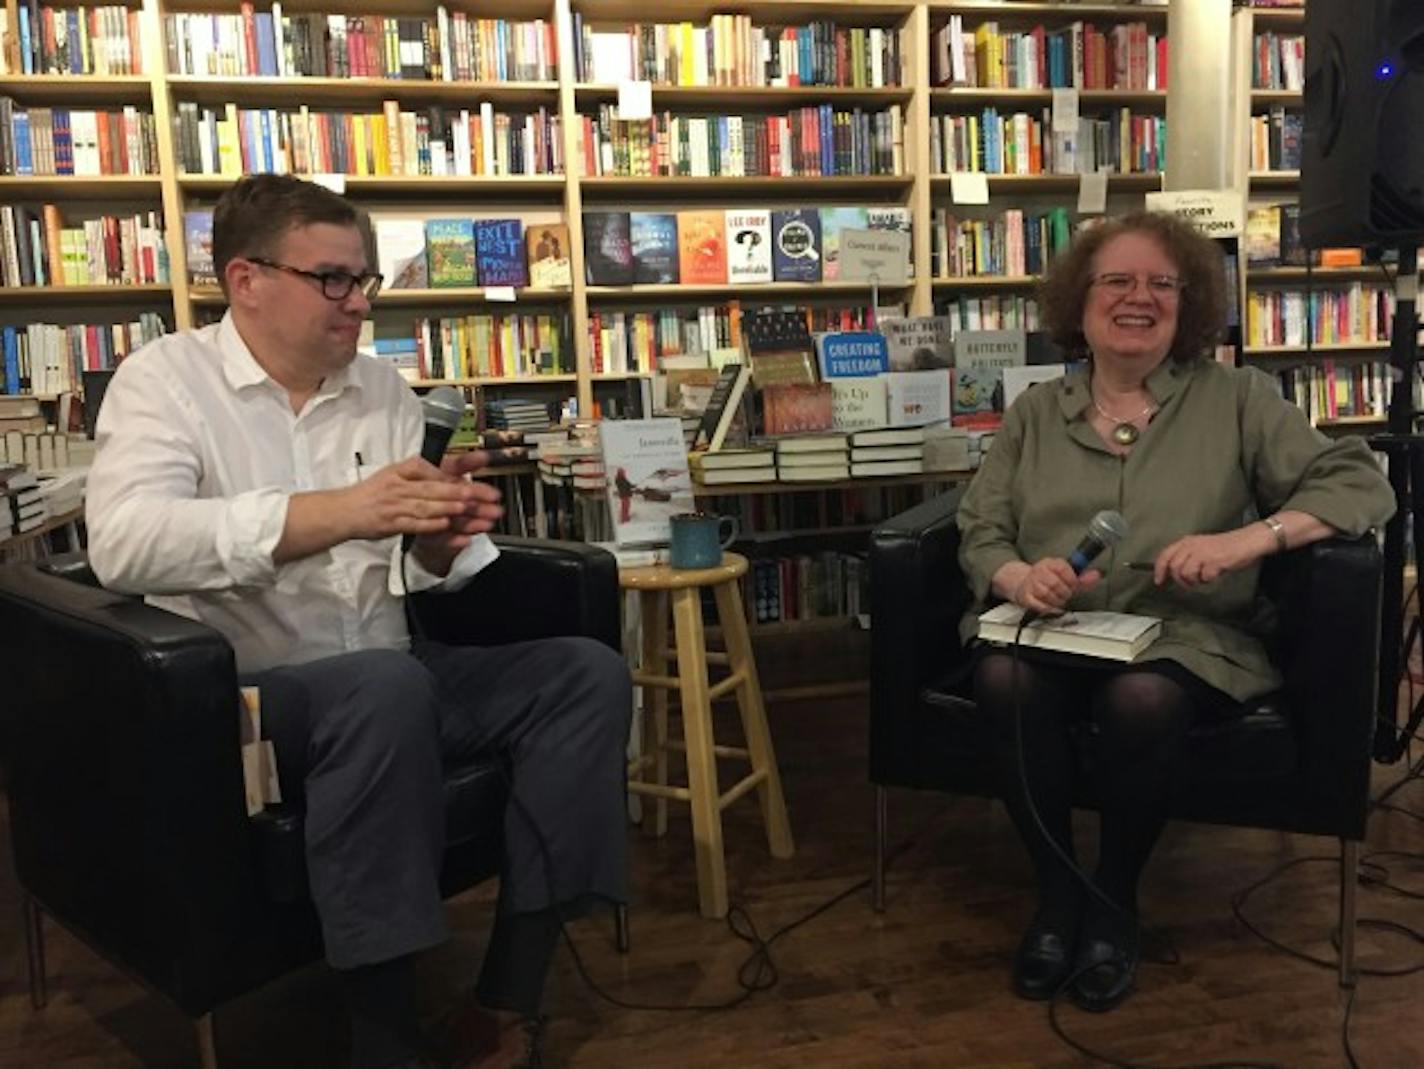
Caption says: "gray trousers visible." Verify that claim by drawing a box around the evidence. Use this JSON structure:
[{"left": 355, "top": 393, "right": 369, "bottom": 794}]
[{"left": 246, "top": 636, "right": 631, "bottom": 972}]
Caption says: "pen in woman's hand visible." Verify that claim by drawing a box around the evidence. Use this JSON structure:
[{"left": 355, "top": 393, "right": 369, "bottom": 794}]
[{"left": 1122, "top": 561, "right": 1156, "bottom": 571}]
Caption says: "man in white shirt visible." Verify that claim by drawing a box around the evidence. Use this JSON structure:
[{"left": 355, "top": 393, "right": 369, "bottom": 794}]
[{"left": 87, "top": 175, "right": 631, "bottom": 1069}]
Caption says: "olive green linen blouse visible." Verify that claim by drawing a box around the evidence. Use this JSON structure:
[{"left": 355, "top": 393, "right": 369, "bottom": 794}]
[{"left": 956, "top": 357, "right": 1397, "bottom": 701}]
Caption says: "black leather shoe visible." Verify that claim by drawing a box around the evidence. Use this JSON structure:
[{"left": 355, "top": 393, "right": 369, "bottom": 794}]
[
  {"left": 1012, "top": 910, "right": 1078, "bottom": 1000},
  {"left": 1068, "top": 932, "right": 1139, "bottom": 1013}
]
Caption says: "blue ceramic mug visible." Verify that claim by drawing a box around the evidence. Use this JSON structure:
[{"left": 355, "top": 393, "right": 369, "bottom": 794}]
[{"left": 668, "top": 512, "right": 740, "bottom": 570}]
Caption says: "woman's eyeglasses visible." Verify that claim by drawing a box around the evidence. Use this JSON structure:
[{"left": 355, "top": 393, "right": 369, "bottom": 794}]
[
  {"left": 247, "top": 257, "right": 384, "bottom": 301},
  {"left": 1091, "top": 272, "right": 1184, "bottom": 299}
]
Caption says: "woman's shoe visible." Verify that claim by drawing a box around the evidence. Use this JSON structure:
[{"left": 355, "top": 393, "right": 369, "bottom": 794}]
[
  {"left": 1068, "top": 930, "right": 1139, "bottom": 1012},
  {"left": 1012, "top": 908, "right": 1078, "bottom": 1000}
]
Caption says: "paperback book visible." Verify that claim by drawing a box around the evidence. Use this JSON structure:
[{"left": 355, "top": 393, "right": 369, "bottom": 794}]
[
  {"left": 526, "top": 222, "right": 572, "bottom": 288},
  {"left": 725, "top": 209, "right": 773, "bottom": 284},
  {"left": 375, "top": 219, "right": 429, "bottom": 289},
  {"left": 770, "top": 209, "right": 822, "bottom": 282},
  {"left": 426, "top": 218, "right": 478, "bottom": 287},
  {"left": 474, "top": 219, "right": 528, "bottom": 288},
  {"left": 598, "top": 417, "right": 696, "bottom": 547}
]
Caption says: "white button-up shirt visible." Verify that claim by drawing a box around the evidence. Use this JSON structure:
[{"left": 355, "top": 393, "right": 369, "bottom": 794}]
[{"left": 87, "top": 312, "right": 498, "bottom": 673}]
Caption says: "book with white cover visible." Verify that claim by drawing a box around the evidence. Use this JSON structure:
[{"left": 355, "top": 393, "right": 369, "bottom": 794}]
[
  {"left": 977, "top": 604, "right": 1163, "bottom": 662},
  {"left": 375, "top": 219, "right": 429, "bottom": 288},
  {"left": 598, "top": 418, "right": 695, "bottom": 547},
  {"left": 725, "top": 209, "right": 772, "bottom": 284}
]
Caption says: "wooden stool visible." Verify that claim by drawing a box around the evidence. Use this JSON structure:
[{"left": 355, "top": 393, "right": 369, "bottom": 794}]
[{"left": 621, "top": 551, "right": 794, "bottom": 918}]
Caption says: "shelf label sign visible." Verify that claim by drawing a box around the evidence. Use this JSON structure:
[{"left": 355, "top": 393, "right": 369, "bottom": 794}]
[
  {"left": 1145, "top": 190, "right": 1244, "bottom": 237},
  {"left": 949, "top": 171, "right": 990, "bottom": 205},
  {"left": 312, "top": 173, "right": 346, "bottom": 194},
  {"left": 484, "top": 286, "right": 517, "bottom": 303},
  {"left": 616, "top": 80, "right": 653, "bottom": 121},
  {"left": 1078, "top": 171, "right": 1108, "bottom": 214},
  {"left": 838, "top": 228, "right": 910, "bottom": 286}
]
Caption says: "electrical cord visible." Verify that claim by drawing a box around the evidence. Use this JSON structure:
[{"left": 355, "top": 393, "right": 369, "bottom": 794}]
[
  {"left": 502, "top": 760, "right": 948, "bottom": 1013},
  {"left": 1006, "top": 621, "right": 1287, "bottom": 1069},
  {"left": 1227, "top": 745, "right": 1424, "bottom": 1069}
]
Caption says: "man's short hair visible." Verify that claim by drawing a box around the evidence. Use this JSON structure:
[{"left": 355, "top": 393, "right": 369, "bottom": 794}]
[{"left": 212, "top": 175, "right": 371, "bottom": 295}]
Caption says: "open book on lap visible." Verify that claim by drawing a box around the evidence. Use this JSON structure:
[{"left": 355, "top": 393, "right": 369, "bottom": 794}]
[{"left": 977, "top": 604, "right": 1163, "bottom": 663}]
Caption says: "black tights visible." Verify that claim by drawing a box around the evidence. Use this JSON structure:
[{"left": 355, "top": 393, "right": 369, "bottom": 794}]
[{"left": 973, "top": 652, "right": 1199, "bottom": 939}]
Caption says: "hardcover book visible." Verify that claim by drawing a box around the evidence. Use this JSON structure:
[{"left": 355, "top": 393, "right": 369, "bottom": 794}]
[
  {"left": 725, "top": 209, "right": 772, "bottom": 285},
  {"left": 819, "top": 207, "right": 868, "bottom": 281},
  {"left": 882, "top": 316, "right": 954, "bottom": 372},
  {"left": 425, "top": 218, "right": 478, "bottom": 287},
  {"left": 184, "top": 210, "right": 215, "bottom": 285},
  {"left": 830, "top": 377, "right": 889, "bottom": 432},
  {"left": 977, "top": 603, "right": 1163, "bottom": 663},
  {"left": 770, "top": 209, "right": 822, "bottom": 282},
  {"left": 677, "top": 210, "right": 727, "bottom": 285},
  {"left": 583, "top": 211, "right": 634, "bottom": 285},
  {"left": 473, "top": 218, "right": 528, "bottom": 288},
  {"left": 598, "top": 417, "right": 696, "bottom": 548},
  {"left": 815, "top": 331, "right": 890, "bottom": 378},
  {"left": 526, "top": 222, "right": 572, "bottom": 288},
  {"left": 375, "top": 218, "right": 429, "bottom": 289},
  {"left": 887, "top": 370, "right": 952, "bottom": 427},
  {"left": 953, "top": 329, "right": 1027, "bottom": 425},
  {"left": 762, "top": 382, "right": 834, "bottom": 436},
  {"left": 630, "top": 212, "right": 679, "bottom": 284}
]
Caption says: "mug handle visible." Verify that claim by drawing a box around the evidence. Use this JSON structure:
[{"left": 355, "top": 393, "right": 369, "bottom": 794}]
[{"left": 717, "top": 516, "right": 740, "bottom": 549}]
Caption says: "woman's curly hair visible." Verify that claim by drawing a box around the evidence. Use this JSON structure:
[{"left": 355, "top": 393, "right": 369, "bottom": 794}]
[{"left": 1038, "top": 210, "right": 1229, "bottom": 365}]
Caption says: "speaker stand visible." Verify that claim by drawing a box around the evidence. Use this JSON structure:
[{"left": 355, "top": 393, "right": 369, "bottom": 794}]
[{"left": 1371, "top": 246, "right": 1423, "bottom": 762}]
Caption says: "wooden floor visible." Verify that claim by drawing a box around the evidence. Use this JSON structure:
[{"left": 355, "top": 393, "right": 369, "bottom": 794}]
[{"left": 4, "top": 693, "right": 1424, "bottom": 1068}]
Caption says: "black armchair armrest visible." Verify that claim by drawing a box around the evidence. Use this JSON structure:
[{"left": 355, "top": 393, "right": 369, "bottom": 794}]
[
  {"left": 409, "top": 536, "right": 621, "bottom": 652},
  {"left": 1261, "top": 536, "right": 1382, "bottom": 838},
  {"left": 868, "top": 489, "right": 968, "bottom": 785},
  {"left": 0, "top": 562, "right": 260, "bottom": 1011}
]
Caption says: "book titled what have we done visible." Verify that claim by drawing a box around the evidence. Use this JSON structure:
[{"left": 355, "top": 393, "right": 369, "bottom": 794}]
[{"left": 977, "top": 603, "right": 1163, "bottom": 663}]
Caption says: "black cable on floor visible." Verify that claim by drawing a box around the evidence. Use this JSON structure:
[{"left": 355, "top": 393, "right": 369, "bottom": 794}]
[{"left": 1228, "top": 745, "right": 1424, "bottom": 1069}]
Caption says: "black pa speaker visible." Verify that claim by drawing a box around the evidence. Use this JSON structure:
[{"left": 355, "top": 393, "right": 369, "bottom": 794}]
[{"left": 1301, "top": 0, "right": 1424, "bottom": 246}]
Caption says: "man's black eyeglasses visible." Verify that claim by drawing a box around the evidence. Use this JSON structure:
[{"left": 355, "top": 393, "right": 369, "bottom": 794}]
[{"left": 247, "top": 257, "right": 384, "bottom": 301}]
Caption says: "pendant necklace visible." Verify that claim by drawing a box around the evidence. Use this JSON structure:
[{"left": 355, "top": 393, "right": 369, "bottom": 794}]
[{"left": 1091, "top": 392, "right": 1156, "bottom": 446}]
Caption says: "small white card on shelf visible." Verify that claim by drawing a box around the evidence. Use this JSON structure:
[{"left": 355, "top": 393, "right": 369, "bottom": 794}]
[
  {"left": 1078, "top": 171, "right": 1108, "bottom": 214},
  {"left": 949, "top": 172, "right": 990, "bottom": 205},
  {"left": 1052, "top": 88, "right": 1079, "bottom": 134},
  {"left": 484, "top": 285, "right": 517, "bottom": 302},
  {"left": 312, "top": 173, "right": 346, "bottom": 194},
  {"left": 616, "top": 80, "right": 653, "bottom": 121}
]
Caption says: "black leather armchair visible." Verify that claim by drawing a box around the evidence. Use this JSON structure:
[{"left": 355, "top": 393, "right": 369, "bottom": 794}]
[
  {"left": 0, "top": 536, "right": 624, "bottom": 1067},
  {"left": 869, "top": 490, "right": 1382, "bottom": 987}
]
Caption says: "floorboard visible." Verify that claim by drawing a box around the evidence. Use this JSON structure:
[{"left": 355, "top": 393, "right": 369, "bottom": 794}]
[{"left": 3, "top": 694, "right": 1423, "bottom": 1068}]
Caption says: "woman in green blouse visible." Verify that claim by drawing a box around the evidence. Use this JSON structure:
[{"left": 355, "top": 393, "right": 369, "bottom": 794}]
[{"left": 957, "top": 210, "right": 1395, "bottom": 1012}]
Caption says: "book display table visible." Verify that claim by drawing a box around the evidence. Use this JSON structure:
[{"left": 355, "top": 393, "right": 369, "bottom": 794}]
[{"left": 619, "top": 551, "right": 794, "bottom": 918}]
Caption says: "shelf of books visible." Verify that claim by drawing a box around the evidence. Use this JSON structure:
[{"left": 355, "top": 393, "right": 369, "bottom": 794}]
[{"left": 1236, "top": 0, "right": 1397, "bottom": 432}]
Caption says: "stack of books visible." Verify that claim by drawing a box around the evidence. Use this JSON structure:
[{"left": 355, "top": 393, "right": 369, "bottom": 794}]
[
  {"left": 689, "top": 447, "right": 775, "bottom": 487},
  {"left": 923, "top": 424, "right": 971, "bottom": 472},
  {"left": 1, "top": 464, "right": 43, "bottom": 537},
  {"left": 849, "top": 426, "right": 923, "bottom": 477},
  {"left": 484, "top": 398, "right": 552, "bottom": 433},
  {"left": 775, "top": 433, "right": 849, "bottom": 482}
]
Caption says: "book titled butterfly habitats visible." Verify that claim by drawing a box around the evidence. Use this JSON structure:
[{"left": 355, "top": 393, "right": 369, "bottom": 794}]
[
  {"left": 599, "top": 418, "right": 696, "bottom": 547},
  {"left": 977, "top": 604, "right": 1162, "bottom": 662}
]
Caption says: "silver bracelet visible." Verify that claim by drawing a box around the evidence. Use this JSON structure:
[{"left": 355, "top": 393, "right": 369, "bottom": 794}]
[{"left": 1262, "top": 515, "right": 1288, "bottom": 554}]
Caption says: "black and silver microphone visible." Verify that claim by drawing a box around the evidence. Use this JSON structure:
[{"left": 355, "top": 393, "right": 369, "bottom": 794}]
[
  {"left": 1067, "top": 509, "right": 1129, "bottom": 574},
  {"left": 403, "top": 385, "right": 466, "bottom": 551},
  {"left": 1021, "top": 510, "right": 1128, "bottom": 624}
]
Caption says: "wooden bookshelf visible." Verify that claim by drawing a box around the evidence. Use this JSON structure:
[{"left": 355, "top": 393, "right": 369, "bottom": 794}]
[
  {"left": 1242, "top": 343, "right": 1393, "bottom": 357},
  {"left": 0, "top": 0, "right": 1181, "bottom": 412},
  {"left": 932, "top": 275, "right": 1040, "bottom": 290}
]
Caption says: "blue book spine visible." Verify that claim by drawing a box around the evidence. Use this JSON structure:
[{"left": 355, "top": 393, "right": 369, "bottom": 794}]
[
  {"left": 17, "top": 6, "right": 31, "bottom": 76},
  {"left": 13, "top": 112, "right": 32, "bottom": 175},
  {"left": 3, "top": 328, "right": 19, "bottom": 394}
]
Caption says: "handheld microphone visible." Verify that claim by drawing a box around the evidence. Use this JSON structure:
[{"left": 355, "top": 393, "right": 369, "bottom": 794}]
[
  {"left": 1020, "top": 510, "right": 1128, "bottom": 624},
  {"left": 1067, "top": 509, "right": 1129, "bottom": 574},
  {"left": 402, "top": 385, "right": 466, "bottom": 552}
]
